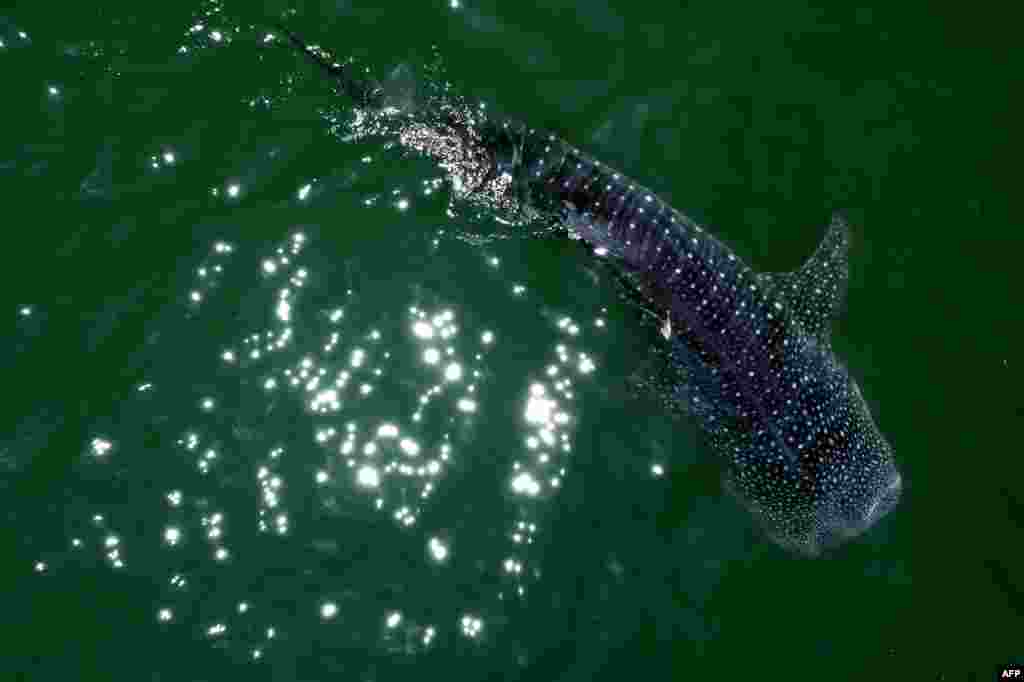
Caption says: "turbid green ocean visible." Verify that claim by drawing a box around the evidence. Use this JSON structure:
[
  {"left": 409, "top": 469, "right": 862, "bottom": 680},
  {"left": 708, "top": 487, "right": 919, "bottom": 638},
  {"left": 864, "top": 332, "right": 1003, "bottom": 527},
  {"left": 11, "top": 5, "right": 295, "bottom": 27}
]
[{"left": 1, "top": 2, "right": 1018, "bottom": 680}]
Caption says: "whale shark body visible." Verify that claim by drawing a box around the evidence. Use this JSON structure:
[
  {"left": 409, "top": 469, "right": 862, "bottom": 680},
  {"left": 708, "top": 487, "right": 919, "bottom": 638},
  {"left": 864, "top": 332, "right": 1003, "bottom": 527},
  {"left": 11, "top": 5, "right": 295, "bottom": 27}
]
[{"left": 276, "top": 25, "right": 902, "bottom": 556}]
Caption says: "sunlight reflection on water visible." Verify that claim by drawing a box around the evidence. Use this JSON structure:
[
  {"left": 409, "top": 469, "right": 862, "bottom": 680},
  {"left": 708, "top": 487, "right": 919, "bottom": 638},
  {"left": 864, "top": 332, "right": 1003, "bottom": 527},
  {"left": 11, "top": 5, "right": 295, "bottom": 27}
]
[{"left": 33, "top": 226, "right": 624, "bottom": 663}]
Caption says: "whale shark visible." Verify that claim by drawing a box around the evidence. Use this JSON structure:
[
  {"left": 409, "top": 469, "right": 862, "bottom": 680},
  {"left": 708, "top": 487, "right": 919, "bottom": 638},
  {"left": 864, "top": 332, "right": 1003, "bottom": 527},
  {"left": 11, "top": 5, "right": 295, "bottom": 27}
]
[{"left": 274, "top": 25, "right": 902, "bottom": 556}]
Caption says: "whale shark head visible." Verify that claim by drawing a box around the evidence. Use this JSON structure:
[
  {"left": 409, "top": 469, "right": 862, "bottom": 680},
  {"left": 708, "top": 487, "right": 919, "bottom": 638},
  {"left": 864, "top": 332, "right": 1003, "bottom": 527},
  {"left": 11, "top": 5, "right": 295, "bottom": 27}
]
[
  {"left": 721, "top": 361, "right": 901, "bottom": 558},
  {"left": 807, "top": 447, "right": 902, "bottom": 556}
]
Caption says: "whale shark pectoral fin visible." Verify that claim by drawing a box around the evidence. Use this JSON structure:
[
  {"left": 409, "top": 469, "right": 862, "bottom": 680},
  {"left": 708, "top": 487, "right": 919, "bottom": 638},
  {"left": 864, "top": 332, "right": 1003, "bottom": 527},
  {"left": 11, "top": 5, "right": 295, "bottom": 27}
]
[{"left": 758, "top": 213, "right": 850, "bottom": 346}]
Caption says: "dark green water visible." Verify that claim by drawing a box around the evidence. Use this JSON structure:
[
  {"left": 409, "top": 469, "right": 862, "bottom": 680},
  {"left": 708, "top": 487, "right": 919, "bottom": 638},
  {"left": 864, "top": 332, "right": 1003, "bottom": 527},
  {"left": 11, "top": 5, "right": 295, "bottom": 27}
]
[{"left": 2, "top": 1, "right": 1018, "bottom": 680}]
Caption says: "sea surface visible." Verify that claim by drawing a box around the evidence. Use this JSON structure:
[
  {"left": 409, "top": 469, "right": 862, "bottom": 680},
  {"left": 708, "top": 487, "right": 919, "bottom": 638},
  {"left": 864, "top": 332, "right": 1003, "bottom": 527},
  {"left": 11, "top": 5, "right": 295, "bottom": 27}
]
[{"left": 1, "top": 2, "right": 1019, "bottom": 680}]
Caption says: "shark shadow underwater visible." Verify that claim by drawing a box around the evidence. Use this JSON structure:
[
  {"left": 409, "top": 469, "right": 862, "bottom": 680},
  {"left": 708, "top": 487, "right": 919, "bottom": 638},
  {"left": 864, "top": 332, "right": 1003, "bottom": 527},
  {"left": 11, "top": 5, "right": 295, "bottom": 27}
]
[{"left": 273, "top": 24, "right": 902, "bottom": 557}]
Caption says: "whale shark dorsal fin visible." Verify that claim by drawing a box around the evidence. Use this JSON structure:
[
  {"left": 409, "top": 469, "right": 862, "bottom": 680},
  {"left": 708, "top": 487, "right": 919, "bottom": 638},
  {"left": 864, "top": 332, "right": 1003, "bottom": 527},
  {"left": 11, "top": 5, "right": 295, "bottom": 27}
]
[{"left": 757, "top": 213, "right": 850, "bottom": 346}]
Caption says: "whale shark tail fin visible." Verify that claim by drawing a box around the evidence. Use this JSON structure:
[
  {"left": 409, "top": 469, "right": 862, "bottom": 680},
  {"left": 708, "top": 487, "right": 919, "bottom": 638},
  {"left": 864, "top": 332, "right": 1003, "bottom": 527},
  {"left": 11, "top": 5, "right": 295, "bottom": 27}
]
[
  {"left": 274, "top": 24, "right": 426, "bottom": 118},
  {"left": 273, "top": 23, "right": 385, "bottom": 109}
]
